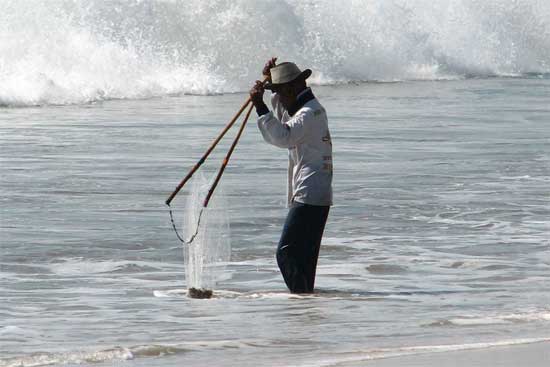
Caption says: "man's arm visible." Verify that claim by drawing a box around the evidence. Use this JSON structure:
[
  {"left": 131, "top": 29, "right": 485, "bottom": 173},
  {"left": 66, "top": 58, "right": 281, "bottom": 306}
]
[
  {"left": 250, "top": 57, "right": 277, "bottom": 117},
  {"left": 257, "top": 109, "right": 308, "bottom": 149},
  {"left": 250, "top": 57, "right": 309, "bottom": 148},
  {"left": 250, "top": 78, "right": 308, "bottom": 149}
]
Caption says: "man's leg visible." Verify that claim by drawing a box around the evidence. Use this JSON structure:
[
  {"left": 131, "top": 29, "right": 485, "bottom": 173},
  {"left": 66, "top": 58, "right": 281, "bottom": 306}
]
[
  {"left": 276, "top": 203, "right": 330, "bottom": 293},
  {"left": 302, "top": 205, "right": 329, "bottom": 291}
]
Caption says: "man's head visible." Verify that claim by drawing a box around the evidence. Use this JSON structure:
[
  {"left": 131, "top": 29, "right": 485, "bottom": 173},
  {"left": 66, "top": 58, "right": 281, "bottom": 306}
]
[{"left": 266, "top": 62, "right": 311, "bottom": 109}]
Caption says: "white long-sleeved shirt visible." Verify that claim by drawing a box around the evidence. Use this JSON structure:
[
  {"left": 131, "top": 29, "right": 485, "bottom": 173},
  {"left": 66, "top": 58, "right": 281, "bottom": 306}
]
[{"left": 257, "top": 89, "right": 333, "bottom": 207}]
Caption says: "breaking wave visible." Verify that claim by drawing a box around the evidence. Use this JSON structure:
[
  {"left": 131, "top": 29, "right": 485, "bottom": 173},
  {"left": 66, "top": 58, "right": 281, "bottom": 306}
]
[{"left": 1, "top": 0, "right": 549, "bottom": 106}]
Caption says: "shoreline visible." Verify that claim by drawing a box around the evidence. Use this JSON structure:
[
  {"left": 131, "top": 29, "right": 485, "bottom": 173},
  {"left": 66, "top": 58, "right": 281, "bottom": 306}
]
[{"left": 332, "top": 341, "right": 550, "bottom": 367}]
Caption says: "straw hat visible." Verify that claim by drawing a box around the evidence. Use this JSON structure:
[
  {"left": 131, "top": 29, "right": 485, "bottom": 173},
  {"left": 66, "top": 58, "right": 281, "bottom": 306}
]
[{"left": 265, "top": 62, "right": 312, "bottom": 90}]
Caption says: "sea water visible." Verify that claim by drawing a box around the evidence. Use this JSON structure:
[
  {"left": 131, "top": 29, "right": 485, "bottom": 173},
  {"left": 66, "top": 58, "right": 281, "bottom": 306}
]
[{"left": 1, "top": 1, "right": 550, "bottom": 366}]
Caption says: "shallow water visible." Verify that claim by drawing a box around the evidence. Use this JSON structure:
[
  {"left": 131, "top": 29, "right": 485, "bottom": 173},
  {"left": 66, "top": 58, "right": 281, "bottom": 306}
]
[{"left": 1, "top": 78, "right": 550, "bottom": 366}]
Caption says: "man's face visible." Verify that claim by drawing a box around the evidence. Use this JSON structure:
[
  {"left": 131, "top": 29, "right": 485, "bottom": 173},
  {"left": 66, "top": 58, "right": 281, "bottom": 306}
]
[{"left": 274, "top": 84, "right": 295, "bottom": 110}]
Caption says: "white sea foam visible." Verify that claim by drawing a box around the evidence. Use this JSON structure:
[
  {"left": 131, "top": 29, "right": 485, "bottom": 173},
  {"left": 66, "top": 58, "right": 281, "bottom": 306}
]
[
  {"left": 1, "top": 0, "right": 549, "bottom": 106},
  {"left": 423, "top": 309, "right": 550, "bottom": 328},
  {"left": 154, "top": 288, "right": 246, "bottom": 299},
  {"left": 0, "top": 325, "right": 37, "bottom": 336},
  {"left": 47, "top": 258, "right": 162, "bottom": 276},
  {"left": 0, "top": 347, "right": 134, "bottom": 367},
  {"left": 2, "top": 335, "right": 548, "bottom": 367},
  {"left": 153, "top": 288, "right": 379, "bottom": 300},
  {"left": 0, "top": 339, "right": 260, "bottom": 367},
  {"left": 447, "top": 311, "right": 550, "bottom": 326}
]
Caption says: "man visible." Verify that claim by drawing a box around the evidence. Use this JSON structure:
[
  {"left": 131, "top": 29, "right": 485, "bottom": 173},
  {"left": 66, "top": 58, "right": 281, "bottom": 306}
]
[{"left": 249, "top": 58, "right": 333, "bottom": 293}]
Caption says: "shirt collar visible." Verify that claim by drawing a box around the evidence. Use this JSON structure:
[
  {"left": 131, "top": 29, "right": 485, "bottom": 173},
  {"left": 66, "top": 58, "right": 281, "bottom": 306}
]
[{"left": 288, "top": 88, "right": 315, "bottom": 116}]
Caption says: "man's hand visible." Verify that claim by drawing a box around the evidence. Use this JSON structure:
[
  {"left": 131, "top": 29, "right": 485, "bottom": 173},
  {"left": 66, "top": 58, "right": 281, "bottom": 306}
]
[
  {"left": 249, "top": 80, "right": 265, "bottom": 106},
  {"left": 262, "top": 57, "right": 277, "bottom": 80}
]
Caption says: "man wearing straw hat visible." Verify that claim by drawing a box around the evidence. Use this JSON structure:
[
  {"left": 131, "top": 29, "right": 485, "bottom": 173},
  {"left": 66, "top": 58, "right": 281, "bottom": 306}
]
[{"left": 250, "top": 58, "right": 333, "bottom": 294}]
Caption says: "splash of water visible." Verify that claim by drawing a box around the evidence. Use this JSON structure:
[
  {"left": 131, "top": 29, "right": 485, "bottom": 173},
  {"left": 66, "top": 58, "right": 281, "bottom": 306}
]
[
  {"left": 1, "top": 0, "right": 549, "bottom": 106},
  {"left": 183, "top": 172, "right": 230, "bottom": 290}
]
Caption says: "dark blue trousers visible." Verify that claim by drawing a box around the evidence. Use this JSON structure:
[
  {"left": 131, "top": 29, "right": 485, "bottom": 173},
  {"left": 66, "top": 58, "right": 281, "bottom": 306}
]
[{"left": 277, "top": 202, "right": 330, "bottom": 293}]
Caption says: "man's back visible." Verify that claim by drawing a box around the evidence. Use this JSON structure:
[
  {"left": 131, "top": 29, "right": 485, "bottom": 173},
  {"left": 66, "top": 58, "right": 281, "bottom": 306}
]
[{"left": 267, "top": 91, "right": 333, "bottom": 206}]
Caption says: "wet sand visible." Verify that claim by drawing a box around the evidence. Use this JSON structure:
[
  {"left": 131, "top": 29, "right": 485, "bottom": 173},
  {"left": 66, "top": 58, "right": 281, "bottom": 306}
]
[{"left": 337, "top": 341, "right": 550, "bottom": 367}]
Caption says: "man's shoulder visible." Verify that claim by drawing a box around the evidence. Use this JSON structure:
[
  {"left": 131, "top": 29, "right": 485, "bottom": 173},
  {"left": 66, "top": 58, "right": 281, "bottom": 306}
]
[{"left": 302, "top": 99, "right": 327, "bottom": 119}]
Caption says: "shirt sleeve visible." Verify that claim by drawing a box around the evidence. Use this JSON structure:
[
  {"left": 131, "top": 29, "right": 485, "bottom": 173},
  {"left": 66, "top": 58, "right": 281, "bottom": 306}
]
[
  {"left": 257, "top": 110, "right": 308, "bottom": 149},
  {"left": 270, "top": 93, "right": 285, "bottom": 122}
]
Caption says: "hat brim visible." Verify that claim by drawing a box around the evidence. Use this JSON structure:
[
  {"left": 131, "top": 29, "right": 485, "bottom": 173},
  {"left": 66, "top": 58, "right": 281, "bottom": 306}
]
[{"left": 264, "top": 69, "right": 312, "bottom": 91}]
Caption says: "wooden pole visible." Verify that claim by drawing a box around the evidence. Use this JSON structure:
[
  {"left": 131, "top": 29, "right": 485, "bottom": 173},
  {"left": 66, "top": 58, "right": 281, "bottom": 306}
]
[
  {"left": 203, "top": 103, "right": 254, "bottom": 208},
  {"left": 165, "top": 76, "right": 268, "bottom": 206},
  {"left": 165, "top": 98, "right": 252, "bottom": 205}
]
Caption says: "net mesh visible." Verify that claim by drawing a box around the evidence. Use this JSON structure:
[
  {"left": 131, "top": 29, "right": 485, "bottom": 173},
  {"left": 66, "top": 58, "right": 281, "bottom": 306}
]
[{"left": 182, "top": 171, "right": 231, "bottom": 289}]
